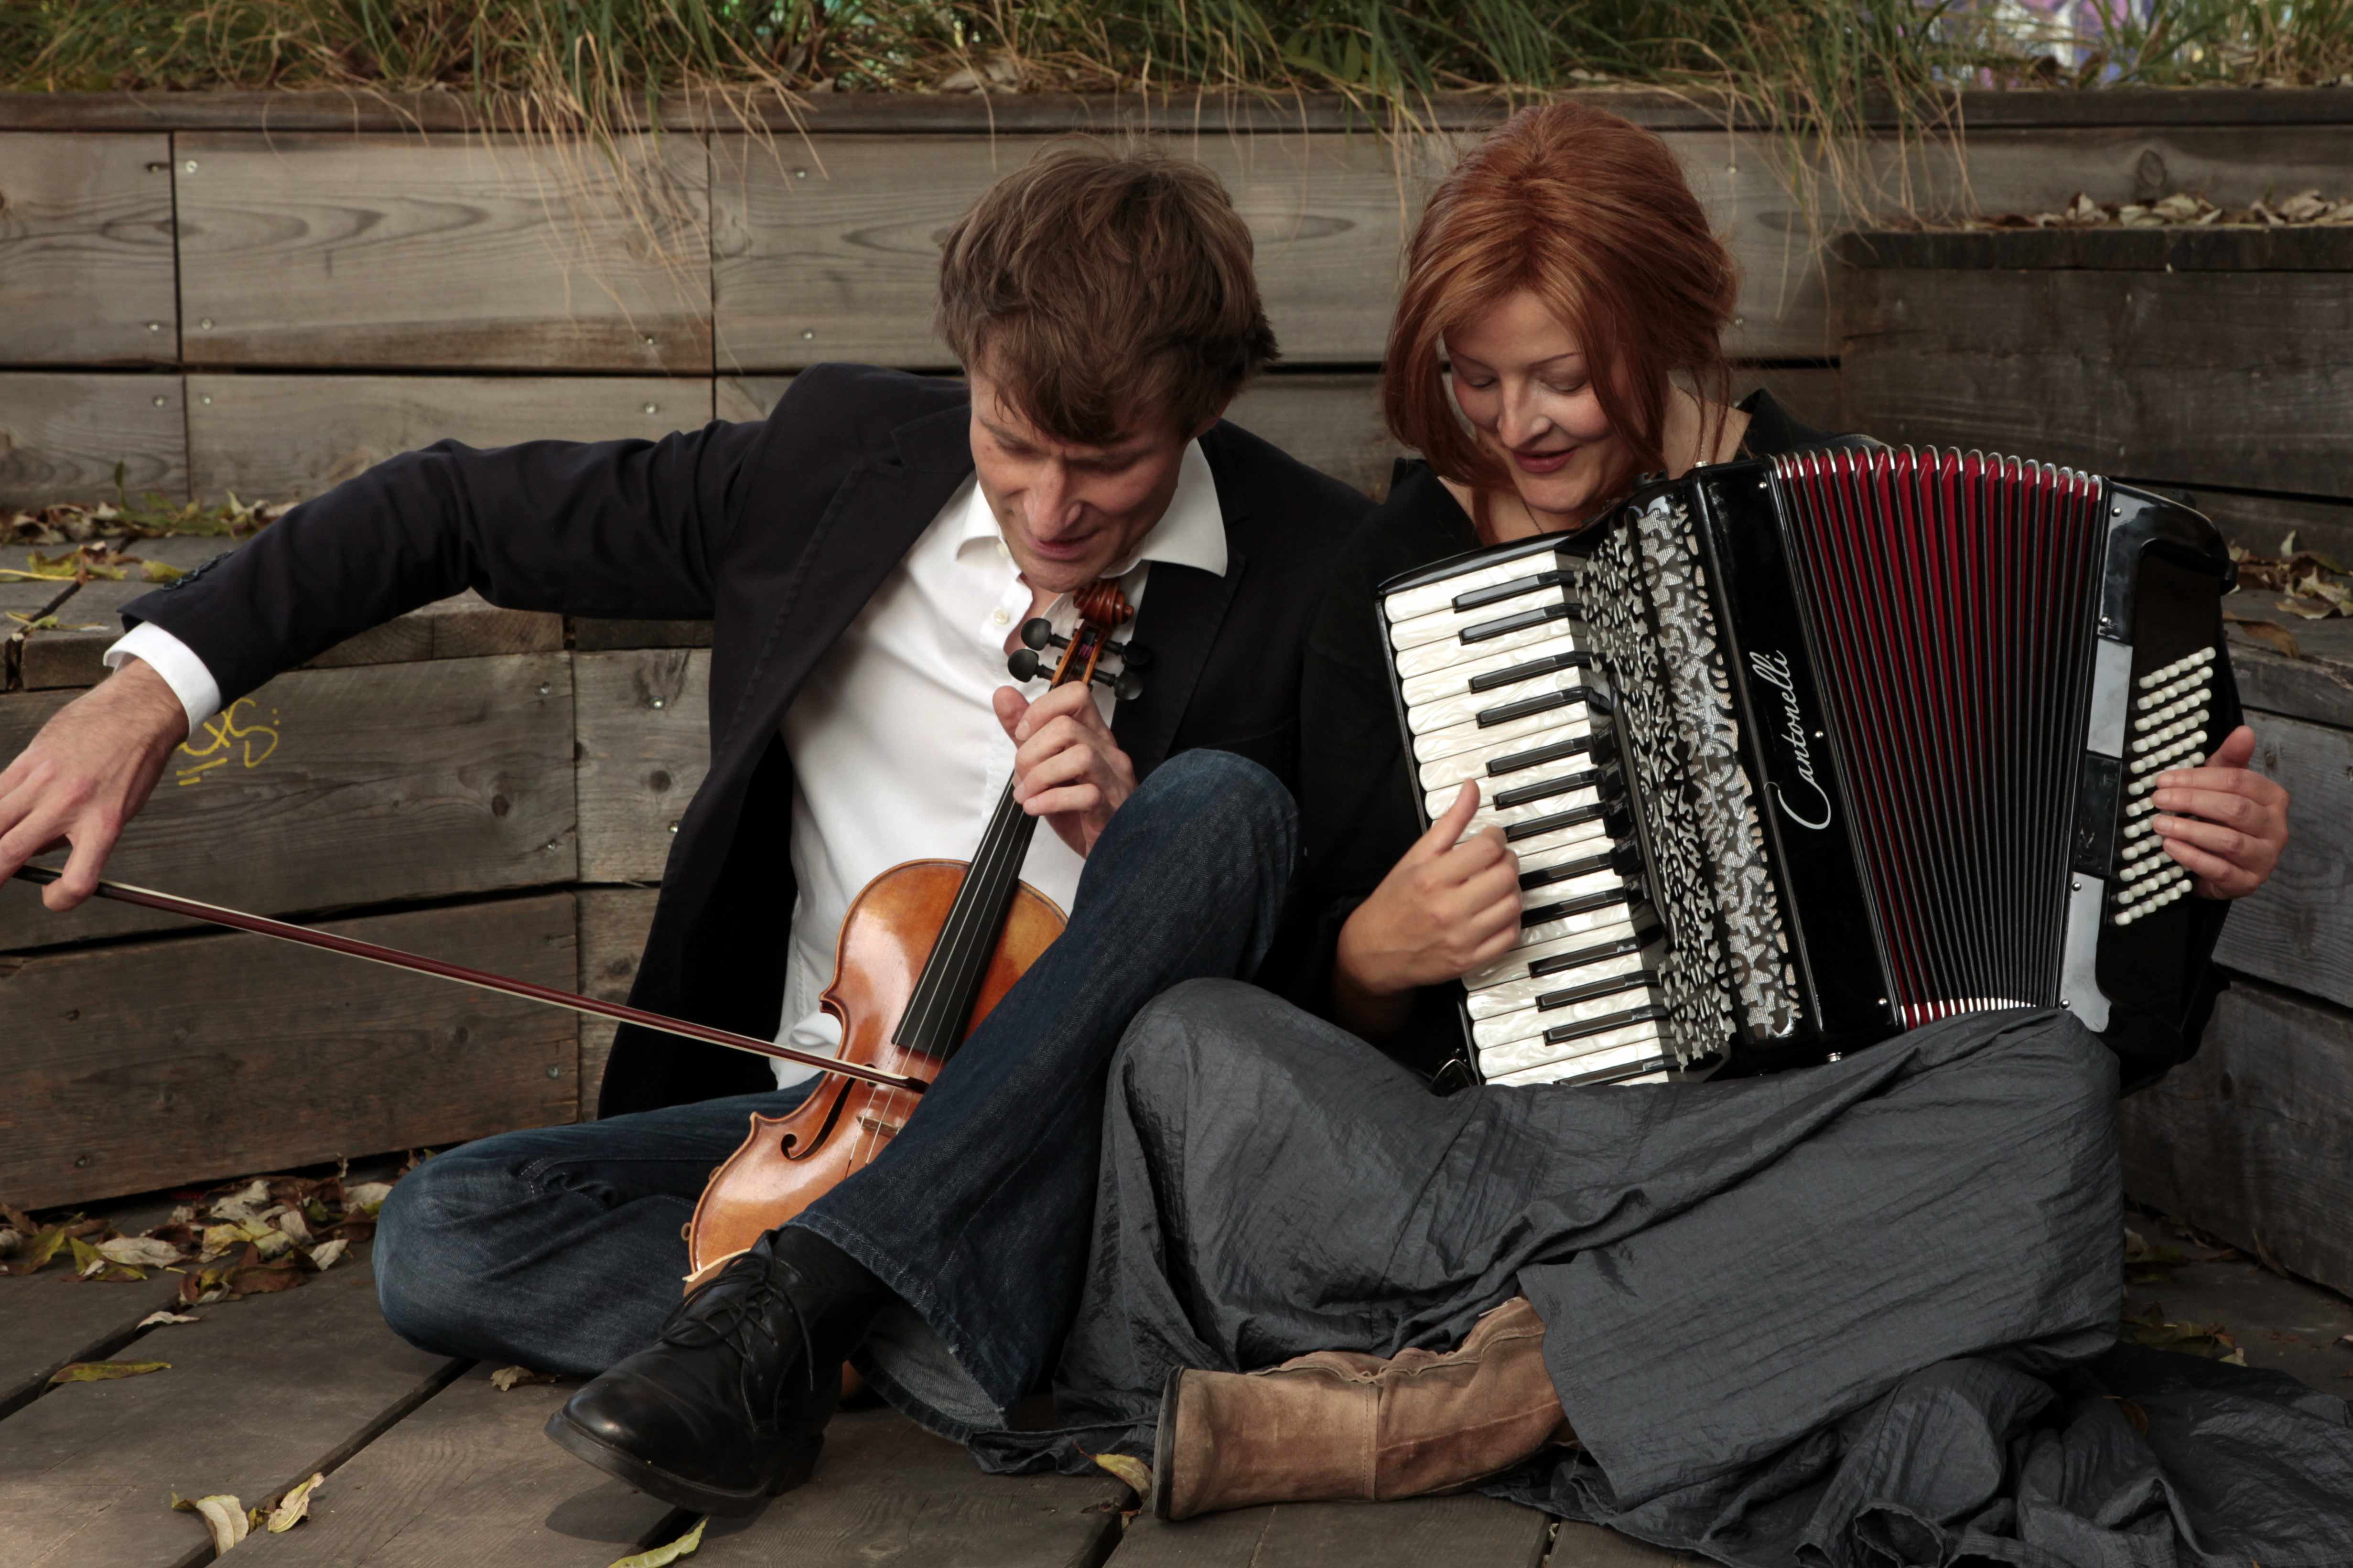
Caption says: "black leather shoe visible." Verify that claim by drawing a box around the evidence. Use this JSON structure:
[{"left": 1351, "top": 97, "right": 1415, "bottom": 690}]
[{"left": 545, "top": 1228, "right": 875, "bottom": 1516}]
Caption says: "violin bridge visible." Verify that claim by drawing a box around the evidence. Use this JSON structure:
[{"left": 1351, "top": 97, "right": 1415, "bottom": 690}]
[{"left": 856, "top": 1114, "right": 904, "bottom": 1138}]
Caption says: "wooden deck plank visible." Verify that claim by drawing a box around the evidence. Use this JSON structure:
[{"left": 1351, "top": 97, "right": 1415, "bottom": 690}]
[
  {"left": 0, "top": 1251, "right": 460, "bottom": 1568},
  {"left": 0, "top": 371, "right": 187, "bottom": 507},
  {"left": 2120, "top": 979, "right": 2353, "bottom": 1299},
  {"left": 1547, "top": 1523, "right": 1709, "bottom": 1566},
  {"left": 186, "top": 374, "right": 718, "bottom": 504},
  {"left": 0, "top": 653, "right": 575, "bottom": 950},
  {"left": 690, "top": 1407, "right": 1127, "bottom": 1568},
  {"left": 0, "top": 1273, "right": 181, "bottom": 1423},
  {"left": 2170, "top": 485, "right": 2353, "bottom": 567},
  {"left": 574, "top": 648, "right": 711, "bottom": 885},
  {"left": 0, "top": 895, "right": 579, "bottom": 1209},
  {"left": 0, "top": 132, "right": 178, "bottom": 364},
  {"left": 2213, "top": 713, "right": 2353, "bottom": 1010},
  {"left": 1110, "top": 1496, "right": 1550, "bottom": 1567},
  {"left": 177, "top": 132, "right": 712, "bottom": 372},
  {"left": 577, "top": 887, "right": 660, "bottom": 1117},
  {"left": 1225, "top": 374, "right": 1400, "bottom": 500},
  {"left": 231, "top": 1365, "right": 677, "bottom": 1568}
]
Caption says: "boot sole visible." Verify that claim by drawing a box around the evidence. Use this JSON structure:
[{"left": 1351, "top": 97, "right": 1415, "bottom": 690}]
[
  {"left": 543, "top": 1407, "right": 820, "bottom": 1518},
  {"left": 1150, "top": 1367, "right": 1186, "bottom": 1521}
]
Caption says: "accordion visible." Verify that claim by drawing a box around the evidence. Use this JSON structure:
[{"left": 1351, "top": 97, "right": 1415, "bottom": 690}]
[{"left": 1377, "top": 445, "right": 2234, "bottom": 1087}]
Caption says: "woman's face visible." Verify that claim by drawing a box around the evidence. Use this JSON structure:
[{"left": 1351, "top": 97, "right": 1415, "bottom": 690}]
[{"left": 1444, "top": 288, "right": 1625, "bottom": 526}]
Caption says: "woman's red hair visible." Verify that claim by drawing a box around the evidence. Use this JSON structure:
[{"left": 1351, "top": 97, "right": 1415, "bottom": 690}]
[{"left": 1384, "top": 102, "right": 1739, "bottom": 504}]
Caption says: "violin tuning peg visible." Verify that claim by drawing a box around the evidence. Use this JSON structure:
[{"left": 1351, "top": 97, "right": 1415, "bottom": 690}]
[
  {"left": 1006, "top": 648, "right": 1044, "bottom": 682},
  {"left": 1019, "top": 618, "right": 1062, "bottom": 651},
  {"left": 1112, "top": 639, "right": 1152, "bottom": 670},
  {"left": 1090, "top": 666, "right": 1145, "bottom": 702}
]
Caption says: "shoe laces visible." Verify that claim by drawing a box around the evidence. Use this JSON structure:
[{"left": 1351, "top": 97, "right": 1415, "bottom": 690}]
[{"left": 658, "top": 1250, "right": 822, "bottom": 1398}]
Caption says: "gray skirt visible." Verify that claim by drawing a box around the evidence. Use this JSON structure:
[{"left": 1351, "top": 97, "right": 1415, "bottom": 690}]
[{"left": 970, "top": 981, "right": 2353, "bottom": 1568}]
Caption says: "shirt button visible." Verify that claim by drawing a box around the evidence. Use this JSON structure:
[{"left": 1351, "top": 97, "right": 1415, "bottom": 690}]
[{"left": 991, "top": 610, "right": 1009, "bottom": 625}]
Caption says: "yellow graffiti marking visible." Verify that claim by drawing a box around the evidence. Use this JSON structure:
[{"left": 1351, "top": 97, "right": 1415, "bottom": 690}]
[{"left": 173, "top": 698, "right": 281, "bottom": 785}]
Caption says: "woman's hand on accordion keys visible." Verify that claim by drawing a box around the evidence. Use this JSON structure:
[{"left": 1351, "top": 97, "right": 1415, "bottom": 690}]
[
  {"left": 2150, "top": 725, "right": 2291, "bottom": 902},
  {"left": 1332, "top": 783, "right": 1522, "bottom": 1039}
]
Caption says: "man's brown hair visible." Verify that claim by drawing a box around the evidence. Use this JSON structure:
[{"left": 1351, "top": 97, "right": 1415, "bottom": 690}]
[{"left": 936, "top": 142, "right": 1278, "bottom": 445}]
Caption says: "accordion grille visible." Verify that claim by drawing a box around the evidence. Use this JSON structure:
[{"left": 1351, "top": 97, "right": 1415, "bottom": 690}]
[{"left": 1771, "top": 448, "right": 2106, "bottom": 1026}]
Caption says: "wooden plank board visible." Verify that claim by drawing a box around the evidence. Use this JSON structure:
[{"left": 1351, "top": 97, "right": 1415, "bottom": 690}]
[
  {"left": 712, "top": 130, "right": 1844, "bottom": 368},
  {"left": 0, "top": 1251, "right": 460, "bottom": 1568},
  {"left": 573, "top": 648, "right": 711, "bottom": 884},
  {"left": 0, "top": 653, "right": 577, "bottom": 949},
  {"left": 1109, "top": 1496, "right": 1551, "bottom": 1567},
  {"left": 187, "top": 374, "right": 718, "bottom": 503},
  {"left": 23, "top": 577, "right": 566, "bottom": 690},
  {"left": 690, "top": 1407, "right": 1127, "bottom": 1567},
  {"left": 0, "top": 894, "right": 579, "bottom": 1209},
  {"left": 2212, "top": 713, "right": 2353, "bottom": 1011},
  {"left": 1836, "top": 265, "right": 2353, "bottom": 500},
  {"left": 1549, "top": 1523, "right": 1711, "bottom": 1566},
  {"left": 233, "top": 1364, "right": 678, "bottom": 1567},
  {"left": 177, "top": 132, "right": 712, "bottom": 372},
  {"left": 577, "top": 887, "right": 660, "bottom": 1117},
  {"left": 0, "top": 371, "right": 186, "bottom": 507},
  {"left": 10, "top": 86, "right": 2353, "bottom": 135},
  {"left": 0, "top": 1273, "right": 181, "bottom": 1422},
  {"left": 2226, "top": 618, "right": 2353, "bottom": 732},
  {"left": 0, "top": 132, "right": 178, "bottom": 364},
  {"left": 2120, "top": 980, "right": 2353, "bottom": 1299},
  {"left": 2159, "top": 486, "right": 2353, "bottom": 568},
  {"left": 1226, "top": 374, "right": 1399, "bottom": 498},
  {"left": 15, "top": 535, "right": 238, "bottom": 689},
  {"left": 712, "top": 133, "right": 1399, "bottom": 371}
]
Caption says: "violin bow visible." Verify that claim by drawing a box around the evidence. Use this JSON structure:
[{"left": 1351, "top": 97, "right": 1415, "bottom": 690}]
[{"left": 7, "top": 865, "right": 926, "bottom": 1095}]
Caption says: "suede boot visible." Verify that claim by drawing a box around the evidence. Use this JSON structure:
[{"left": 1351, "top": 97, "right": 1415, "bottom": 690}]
[{"left": 1153, "top": 1296, "right": 1573, "bottom": 1520}]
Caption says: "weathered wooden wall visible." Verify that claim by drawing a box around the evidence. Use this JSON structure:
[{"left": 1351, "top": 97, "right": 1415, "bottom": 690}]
[
  {"left": 1837, "top": 227, "right": 2353, "bottom": 1298},
  {"left": 6, "top": 89, "right": 2350, "bottom": 509},
  {"left": 5, "top": 89, "right": 2351, "bottom": 1216}
]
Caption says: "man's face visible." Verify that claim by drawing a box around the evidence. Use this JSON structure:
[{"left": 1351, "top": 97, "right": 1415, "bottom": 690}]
[{"left": 966, "top": 363, "right": 1205, "bottom": 596}]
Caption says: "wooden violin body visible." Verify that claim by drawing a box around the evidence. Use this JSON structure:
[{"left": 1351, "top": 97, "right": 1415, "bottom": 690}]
[
  {"left": 682, "top": 860, "right": 1064, "bottom": 1288},
  {"left": 681, "top": 580, "right": 1136, "bottom": 1296}
]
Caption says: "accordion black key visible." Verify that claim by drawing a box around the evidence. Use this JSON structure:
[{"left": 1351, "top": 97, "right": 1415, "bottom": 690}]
[{"left": 1377, "top": 446, "right": 2234, "bottom": 1086}]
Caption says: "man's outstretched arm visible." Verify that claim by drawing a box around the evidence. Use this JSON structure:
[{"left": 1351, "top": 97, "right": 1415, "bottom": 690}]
[{"left": 2, "top": 417, "right": 767, "bottom": 909}]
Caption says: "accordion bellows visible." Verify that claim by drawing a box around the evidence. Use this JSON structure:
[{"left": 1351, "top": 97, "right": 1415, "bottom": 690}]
[{"left": 1378, "top": 445, "right": 2233, "bottom": 1087}]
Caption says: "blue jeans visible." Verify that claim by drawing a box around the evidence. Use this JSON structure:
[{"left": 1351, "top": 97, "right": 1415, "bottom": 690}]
[{"left": 375, "top": 750, "right": 1298, "bottom": 1418}]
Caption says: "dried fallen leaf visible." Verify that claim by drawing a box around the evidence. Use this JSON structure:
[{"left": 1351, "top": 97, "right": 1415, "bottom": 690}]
[
  {"left": 51, "top": 1360, "right": 170, "bottom": 1384},
  {"left": 137, "top": 1310, "right": 201, "bottom": 1329},
  {"left": 267, "top": 1472, "right": 325, "bottom": 1532},
  {"left": 2278, "top": 595, "right": 2335, "bottom": 620},
  {"left": 608, "top": 1516, "right": 707, "bottom": 1568},
  {"left": 211, "top": 1179, "right": 273, "bottom": 1223},
  {"left": 0, "top": 1226, "right": 20, "bottom": 1258},
  {"left": 307, "top": 1238, "right": 349, "bottom": 1272},
  {"left": 275, "top": 1207, "right": 313, "bottom": 1244},
  {"left": 172, "top": 1492, "right": 250, "bottom": 1554},
  {"left": 1091, "top": 1452, "right": 1154, "bottom": 1495},
  {"left": 99, "top": 1235, "right": 184, "bottom": 1269},
  {"left": 490, "top": 1364, "right": 556, "bottom": 1392},
  {"left": 2224, "top": 614, "right": 2302, "bottom": 659},
  {"left": 345, "top": 1181, "right": 395, "bottom": 1215}
]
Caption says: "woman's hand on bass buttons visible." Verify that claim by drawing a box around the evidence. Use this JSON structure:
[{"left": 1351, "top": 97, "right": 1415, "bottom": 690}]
[{"left": 1338, "top": 782, "right": 1524, "bottom": 997}]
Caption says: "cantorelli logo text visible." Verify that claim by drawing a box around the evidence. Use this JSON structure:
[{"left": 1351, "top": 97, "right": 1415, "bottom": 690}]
[{"left": 1747, "top": 649, "right": 1833, "bottom": 831}]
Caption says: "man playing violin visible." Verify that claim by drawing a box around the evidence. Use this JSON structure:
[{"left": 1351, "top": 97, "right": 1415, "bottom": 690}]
[{"left": 0, "top": 145, "right": 1365, "bottom": 1513}]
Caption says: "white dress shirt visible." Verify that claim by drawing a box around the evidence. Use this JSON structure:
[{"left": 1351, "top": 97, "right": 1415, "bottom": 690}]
[{"left": 106, "top": 443, "right": 1229, "bottom": 1092}]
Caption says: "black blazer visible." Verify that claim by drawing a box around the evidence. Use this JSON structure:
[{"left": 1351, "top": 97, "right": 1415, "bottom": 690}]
[{"left": 126, "top": 365, "right": 1371, "bottom": 1115}]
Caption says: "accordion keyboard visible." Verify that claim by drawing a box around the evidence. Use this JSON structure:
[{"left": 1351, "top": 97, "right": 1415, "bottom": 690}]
[{"left": 1383, "top": 553, "right": 1674, "bottom": 1088}]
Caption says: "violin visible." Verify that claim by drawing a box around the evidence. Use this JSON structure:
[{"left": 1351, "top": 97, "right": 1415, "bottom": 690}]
[{"left": 680, "top": 581, "right": 1143, "bottom": 1288}]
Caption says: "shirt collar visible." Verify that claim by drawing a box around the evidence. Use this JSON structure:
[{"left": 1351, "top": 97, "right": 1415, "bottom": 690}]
[{"left": 953, "top": 440, "right": 1229, "bottom": 580}]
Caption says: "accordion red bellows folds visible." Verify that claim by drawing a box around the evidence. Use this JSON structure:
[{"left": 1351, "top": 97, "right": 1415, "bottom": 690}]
[{"left": 1378, "top": 445, "right": 2235, "bottom": 1087}]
